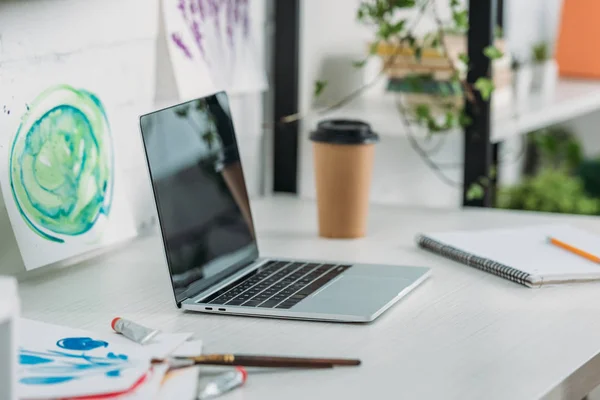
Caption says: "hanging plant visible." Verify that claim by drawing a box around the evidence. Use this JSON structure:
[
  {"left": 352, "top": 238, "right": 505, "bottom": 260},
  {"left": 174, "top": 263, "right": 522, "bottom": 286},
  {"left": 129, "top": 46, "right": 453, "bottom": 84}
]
[{"left": 285, "top": 0, "right": 505, "bottom": 197}]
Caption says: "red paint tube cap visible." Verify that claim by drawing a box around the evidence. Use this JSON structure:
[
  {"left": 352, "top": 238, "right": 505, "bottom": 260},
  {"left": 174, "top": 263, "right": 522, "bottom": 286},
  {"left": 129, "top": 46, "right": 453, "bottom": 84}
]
[
  {"left": 236, "top": 367, "right": 248, "bottom": 383},
  {"left": 111, "top": 317, "right": 122, "bottom": 331}
]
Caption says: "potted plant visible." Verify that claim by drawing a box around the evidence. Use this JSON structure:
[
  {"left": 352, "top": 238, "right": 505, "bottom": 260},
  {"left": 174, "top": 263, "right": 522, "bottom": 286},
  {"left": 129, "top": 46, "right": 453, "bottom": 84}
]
[{"left": 530, "top": 41, "right": 558, "bottom": 95}]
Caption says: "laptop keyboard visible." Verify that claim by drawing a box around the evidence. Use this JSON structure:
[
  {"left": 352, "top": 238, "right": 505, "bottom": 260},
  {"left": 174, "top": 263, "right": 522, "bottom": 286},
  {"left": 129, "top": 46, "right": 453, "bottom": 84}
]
[{"left": 206, "top": 261, "right": 352, "bottom": 309}]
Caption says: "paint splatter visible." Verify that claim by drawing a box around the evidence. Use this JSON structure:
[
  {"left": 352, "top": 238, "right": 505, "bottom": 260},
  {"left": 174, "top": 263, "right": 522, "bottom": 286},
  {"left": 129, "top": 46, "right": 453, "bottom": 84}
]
[
  {"left": 20, "top": 376, "right": 76, "bottom": 385},
  {"left": 19, "top": 340, "right": 132, "bottom": 387},
  {"left": 56, "top": 337, "right": 109, "bottom": 351},
  {"left": 171, "top": 33, "right": 193, "bottom": 59},
  {"left": 20, "top": 354, "right": 53, "bottom": 365},
  {"left": 9, "top": 85, "right": 113, "bottom": 243}
]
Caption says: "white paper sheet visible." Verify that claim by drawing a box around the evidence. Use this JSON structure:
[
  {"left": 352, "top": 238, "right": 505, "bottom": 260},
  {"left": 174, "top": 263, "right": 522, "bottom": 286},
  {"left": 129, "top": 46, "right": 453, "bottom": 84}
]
[
  {"left": 171, "top": 339, "right": 204, "bottom": 357},
  {"left": 109, "top": 331, "right": 194, "bottom": 359},
  {"left": 0, "top": 51, "right": 138, "bottom": 270},
  {"left": 157, "top": 366, "right": 201, "bottom": 400},
  {"left": 18, "top": 319, "right": 150, "bottom": 400},
  {"left": 162, "top": 0, "right": 268, "bottom": 99}
]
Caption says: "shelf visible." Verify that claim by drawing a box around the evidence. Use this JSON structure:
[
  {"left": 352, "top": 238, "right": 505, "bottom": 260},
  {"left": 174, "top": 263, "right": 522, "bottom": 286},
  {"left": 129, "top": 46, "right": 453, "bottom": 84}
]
[
  {"left": 302, "top": 78, "right": 600, "bottom": 143},
  {"left": 492, "top": 78, "right": 600, "bottom": 143}
]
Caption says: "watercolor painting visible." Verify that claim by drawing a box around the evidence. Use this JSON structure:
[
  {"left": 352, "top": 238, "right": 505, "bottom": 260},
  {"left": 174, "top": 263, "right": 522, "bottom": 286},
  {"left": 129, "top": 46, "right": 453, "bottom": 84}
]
[
  {"left": 0, "top": 79, "right": 137, "bottom": 271},
  {"left": 9, "top": 85, "right": 113, "bottom": 243},
  {"left": 162, "top": 0, "right": 267, "bottom": 99},
  {"left": 18, "top": 319, "right": 149, "bottom": 399}
]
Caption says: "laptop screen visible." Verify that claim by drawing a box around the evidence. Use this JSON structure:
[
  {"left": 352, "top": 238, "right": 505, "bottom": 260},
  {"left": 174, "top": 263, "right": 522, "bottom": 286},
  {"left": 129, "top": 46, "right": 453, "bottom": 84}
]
[{"left": 139, "top": 92, "right": 258, "bottom": 306}]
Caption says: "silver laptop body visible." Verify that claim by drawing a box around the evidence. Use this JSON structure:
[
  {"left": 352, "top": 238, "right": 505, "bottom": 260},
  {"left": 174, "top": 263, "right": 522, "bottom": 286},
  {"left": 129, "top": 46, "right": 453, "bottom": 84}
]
[{"left": 139, "top": 92, "right": 430, "bottom": 323}]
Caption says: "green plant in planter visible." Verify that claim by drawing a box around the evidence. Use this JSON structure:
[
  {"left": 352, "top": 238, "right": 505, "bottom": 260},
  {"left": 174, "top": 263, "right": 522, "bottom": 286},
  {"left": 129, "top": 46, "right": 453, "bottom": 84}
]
[
  {"left": 498, "top": 168, "right": 600, "bottom": 215},
  {"left": 532, "top": 42, "right": 550, "bottom": 64}
]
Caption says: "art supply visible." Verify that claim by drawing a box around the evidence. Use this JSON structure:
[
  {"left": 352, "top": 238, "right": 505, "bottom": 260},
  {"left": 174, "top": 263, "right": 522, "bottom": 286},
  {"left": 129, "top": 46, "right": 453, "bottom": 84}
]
[
  {"left": 111, "top": 317, "right": 159, "bottom": 345},
  {"left": 18, "top": 318, "right": 149, "bottom": 400},
  {"left": 154, "top": 354, "right": 361, "bottom": 369},
  {"left": 548, "top": 237, "right": 600, "bottom": 264},
  {"left": 197, "top": 368, "right": 247, "bottom": 400},
  {"left": 417, "top": 224, "right": 600, "bottom": 287}
]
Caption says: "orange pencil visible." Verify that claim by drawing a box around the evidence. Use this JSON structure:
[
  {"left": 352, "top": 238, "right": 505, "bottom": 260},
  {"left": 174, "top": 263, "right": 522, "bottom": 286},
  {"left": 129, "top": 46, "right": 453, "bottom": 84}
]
[{"left": 548, "top": 237, "right": 600, "bottom": 264}]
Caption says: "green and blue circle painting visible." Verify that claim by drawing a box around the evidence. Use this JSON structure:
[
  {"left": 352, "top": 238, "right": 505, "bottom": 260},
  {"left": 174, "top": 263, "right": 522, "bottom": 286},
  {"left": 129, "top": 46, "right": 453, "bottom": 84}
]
[{"left": 9, "top": 85, "right": 113, "bottom": 243}]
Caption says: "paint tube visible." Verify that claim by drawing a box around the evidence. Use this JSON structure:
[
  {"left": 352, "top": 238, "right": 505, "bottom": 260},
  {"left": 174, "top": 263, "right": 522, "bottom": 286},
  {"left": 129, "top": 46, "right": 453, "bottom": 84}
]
[
  {"left": 197, "top": 367, "right": 247, "bottom": 399},
  {"left": 111, "top": 317, "right": 159, "bottom": 345}
]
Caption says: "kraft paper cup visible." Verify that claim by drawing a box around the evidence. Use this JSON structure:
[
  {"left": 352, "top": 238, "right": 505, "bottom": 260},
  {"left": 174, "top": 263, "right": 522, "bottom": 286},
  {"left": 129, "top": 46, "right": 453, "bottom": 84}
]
[{"left": 310, "top": 120, "right": 379, "bottom": 239}]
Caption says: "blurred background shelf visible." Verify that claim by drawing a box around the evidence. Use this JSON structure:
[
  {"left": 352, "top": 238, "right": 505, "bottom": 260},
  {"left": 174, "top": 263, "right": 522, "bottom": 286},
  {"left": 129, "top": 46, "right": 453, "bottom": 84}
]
[
  {"left": 303, "top": 78, "right": 600, "bottom": 143},
  {"left": 493, "top": 78, "right": 600, "bottom": 143}
]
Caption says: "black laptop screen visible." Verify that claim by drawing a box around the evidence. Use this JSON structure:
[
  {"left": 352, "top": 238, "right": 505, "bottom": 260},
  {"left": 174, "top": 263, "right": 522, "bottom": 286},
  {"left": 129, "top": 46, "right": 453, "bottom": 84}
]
[{"left": 140, "top": 92, "right": 258, "bottom": 305}]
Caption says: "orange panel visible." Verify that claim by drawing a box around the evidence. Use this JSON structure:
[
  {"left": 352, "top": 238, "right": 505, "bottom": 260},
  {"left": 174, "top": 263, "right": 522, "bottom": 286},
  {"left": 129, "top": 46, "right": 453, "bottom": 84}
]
[{"left": 556, "top": 0, "right": 600, "bottom": 79}]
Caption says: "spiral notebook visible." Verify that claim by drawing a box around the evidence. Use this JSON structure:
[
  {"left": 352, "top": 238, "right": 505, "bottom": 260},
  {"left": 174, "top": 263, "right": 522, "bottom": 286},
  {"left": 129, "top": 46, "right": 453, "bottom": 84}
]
[{"left": 416, "top": 225, "right": 600, "bottom": 287}]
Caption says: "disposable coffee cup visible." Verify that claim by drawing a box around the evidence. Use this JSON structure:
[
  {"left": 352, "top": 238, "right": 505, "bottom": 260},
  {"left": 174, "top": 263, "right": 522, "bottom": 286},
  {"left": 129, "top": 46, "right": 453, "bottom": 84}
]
[{"left": 310, "top": 119, "right": 379, "bottom": 239}]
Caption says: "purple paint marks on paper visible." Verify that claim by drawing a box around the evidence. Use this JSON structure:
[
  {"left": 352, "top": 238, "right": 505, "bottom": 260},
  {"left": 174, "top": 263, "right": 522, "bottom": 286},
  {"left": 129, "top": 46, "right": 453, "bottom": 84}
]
[
  {"left": 197, "top": 0, "right": 206, "bottom": 19},
  {"left": 177, "top": 0, "right": 187, "bottom": 18},
  {"left": 170, "top": 0, "right": 252, "bottom": 66},
  {"left": 191, "top": 21, "right": 205, "bottom": 55},
  {"left": 172, "top": 33, "right": 193, "bottom": 59}
]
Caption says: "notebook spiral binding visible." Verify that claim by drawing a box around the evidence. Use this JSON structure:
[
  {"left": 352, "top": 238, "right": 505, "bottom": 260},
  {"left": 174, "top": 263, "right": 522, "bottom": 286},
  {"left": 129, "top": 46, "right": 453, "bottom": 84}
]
[{"left": 416, "top": 235, "right": 534, "bottom": 287}]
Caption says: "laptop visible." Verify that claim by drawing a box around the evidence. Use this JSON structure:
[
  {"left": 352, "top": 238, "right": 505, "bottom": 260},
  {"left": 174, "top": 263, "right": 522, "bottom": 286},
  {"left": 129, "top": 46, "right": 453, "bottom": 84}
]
[{"left": 139, "top": 92, "right": 430, "bottom": 323}]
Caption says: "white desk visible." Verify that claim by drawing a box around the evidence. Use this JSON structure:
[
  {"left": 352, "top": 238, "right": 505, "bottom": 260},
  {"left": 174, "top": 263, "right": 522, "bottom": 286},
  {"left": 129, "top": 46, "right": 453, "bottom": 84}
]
[{"left": 16, "top": 197, "right": 600, "bottom": 400}]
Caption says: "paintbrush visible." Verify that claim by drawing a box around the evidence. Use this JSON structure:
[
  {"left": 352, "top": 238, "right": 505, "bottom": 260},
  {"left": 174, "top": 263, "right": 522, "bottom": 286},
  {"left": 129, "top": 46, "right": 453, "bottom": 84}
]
[{"left": 152, "top": 354, "right": 361, "bottom": 369}]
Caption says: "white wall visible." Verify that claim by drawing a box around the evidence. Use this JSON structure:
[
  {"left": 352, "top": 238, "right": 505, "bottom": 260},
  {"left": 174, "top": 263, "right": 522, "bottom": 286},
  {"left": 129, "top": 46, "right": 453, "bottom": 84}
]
[
  {"left": 297, "top": 0, "right": 580, "bottom": 209},
  {"left": 0, "top": 0, "right": 268, "bottom": 276}
]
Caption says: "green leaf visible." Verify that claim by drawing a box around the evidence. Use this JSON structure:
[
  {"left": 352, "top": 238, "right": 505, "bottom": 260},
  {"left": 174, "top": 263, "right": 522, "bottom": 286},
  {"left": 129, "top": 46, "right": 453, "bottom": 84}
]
[
  {"left": 414, "top": 46, "right": 423, "bottom": 62},
  {"left": 450, "top": 0, "right": 460, "bottom": 7},
  {"left": 444, "top": 111, "right": 455, "bottom": 128},
  {"left": 466, "top": 183, "right": 485, "bottom": 201},
  {"left": 483, "top": 45, "right": 504, "bottom": 60},
  {"left": 391, "top": 20, "right": 406, "bottom": 35},
  {"left": 474, "top": 77, "right": 495, "bottom": 101},
  {"left": 357, "top": 6, "right": 365, "bottom": 21},
  {"left": 458, "top": 53, "right": 469, "bottom": 66},
  {"left": 489, "top": 165, "right": 497, "bottom": 179},
  {"left": 495, "top": 25, "right": 504, "bottom": 39},
  {"left": 405, "top": 35, "right": 416, "bottom": 48},
  {"left": 314, "top": 80, "right": 327, "bottom": 98},
  {"left": 352, "top": 59, "right": 368, "bottom": 69},
  {"left": 369, "top": 41, "right": 380, "bottom": 55},
  {"left": 452, "top": 10, "right": 469, "bottom": 30},
  {"left": 415, "top": 104, "right": 431, "bottom": 121},
  {"left": 459, "top": 110, "right": 473, "bottom": 127}
]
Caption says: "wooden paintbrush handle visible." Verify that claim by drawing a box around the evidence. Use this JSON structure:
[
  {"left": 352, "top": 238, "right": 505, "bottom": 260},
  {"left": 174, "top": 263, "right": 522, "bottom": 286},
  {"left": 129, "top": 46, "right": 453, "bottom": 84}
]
[{"left": 191, "top": 354, "right": 361, "bottom": 368}]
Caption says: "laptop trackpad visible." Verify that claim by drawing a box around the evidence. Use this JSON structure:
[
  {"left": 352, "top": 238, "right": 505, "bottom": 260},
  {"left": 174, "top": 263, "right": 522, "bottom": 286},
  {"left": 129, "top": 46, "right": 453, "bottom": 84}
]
[{"left": 291, "top": 275, "right": 414, "bottom": 317}]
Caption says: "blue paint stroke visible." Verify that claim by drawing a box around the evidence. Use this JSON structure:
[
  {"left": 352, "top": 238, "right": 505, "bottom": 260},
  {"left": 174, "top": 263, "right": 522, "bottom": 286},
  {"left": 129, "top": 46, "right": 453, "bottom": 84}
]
[
  {"left": 20, "top": 376, "right": 76, "bottom": 385},
  {"left": 56, "top": 337, "right": 109, "bottom": 351},
  {"left": 20, "top": 354, "right": 53, "bottom": 365},
  {"left": 19, "top": 338, "right": 133, "bottom": 387},
  {"left": 107, "top": 352, "right": 128, "bottom": 361}
]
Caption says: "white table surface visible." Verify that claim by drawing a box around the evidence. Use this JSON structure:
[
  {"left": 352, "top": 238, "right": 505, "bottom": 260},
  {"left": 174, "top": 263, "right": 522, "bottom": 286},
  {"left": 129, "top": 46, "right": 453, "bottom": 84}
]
[{"left": 16, "top": 196, "right": 600, "bottom": 400}]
